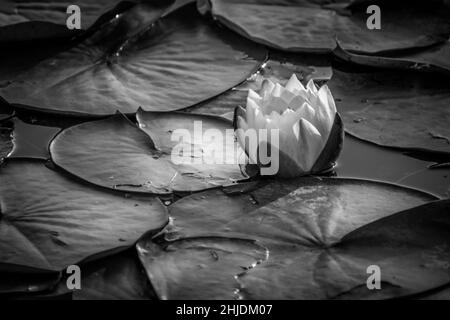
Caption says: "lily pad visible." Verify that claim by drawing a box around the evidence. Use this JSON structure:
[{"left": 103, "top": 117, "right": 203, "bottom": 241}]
[
  {"left": 137, "top": 237, "right": 267, "bottom": 299},
  {"left": 9, "top": 118, "right": 60, "bottom": 159},
  {"left": 0, "top": 0, "right": 141, "bottom": 42},
  {"left": 188, "top": 52, "right": 332, "bottom": 115},
  {"left": 50, "top": 111, "right": 251, "bottom": 194},
  {"left": 163, "top": 178, "right": 440, "bottom": 299},
  {"left": 0, "top": 159, "right": 168, "bottom": 272},
  {"left": 71, "top": 249, "right": 153, "bottom": 300},
  {"left": 204, "top": 0, "right": 449, "bottom": 53},
  {"left": 0, "top": 0, "right": 119, "bottom": 27},
  {"left": 0, "top": 3, "right": 266, "bottom": 116},
  {"left": 333, "top": 41, "right": 450, "bottom": 74},
  {"left": 328, "top": 69, "right": 450, "bottom": 154}
]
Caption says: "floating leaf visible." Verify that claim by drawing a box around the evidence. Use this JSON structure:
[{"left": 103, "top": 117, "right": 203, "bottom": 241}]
[
  {"left": 0, "top": 0, "right": 137, "bottom": 42},
  {"left": 188, "top": 52, "right": 332, "bottom": 115},
  {"left": 334, "top": 41, "right": 450, "bottom": 74},
  {"left": 50, "top": 111, "right": 251, "bottom": 194},
  {"left": 337, "top": 136, "right": 450, "bottom": 198},
  {"left": 9, "top": 118, "right": 60, "bottom": 159},
  {"left": 0, "top": 159, "right": 168, "bottom": 272},
  {"left": 164, "top": 178, "right": 439, "bottom": 299},
  {"left": 204, "top": 0, "right": 449, "bottom": 53},
  {"left": 71, "top": 249, "right": 153, "bottom": 300},
  {"left": 328, "top": 69, "right": 450, "bottom": 154},
  {"left": 137, "top": 237, "right": 267, "bottom": 299},
  {"left": 0, "top": 3, "right": 266, "bottom": 115}
]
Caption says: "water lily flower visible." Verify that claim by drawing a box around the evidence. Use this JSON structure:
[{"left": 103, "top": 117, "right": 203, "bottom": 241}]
[{"left": 234, "top": 74, "right": 344, "bottom": 177}]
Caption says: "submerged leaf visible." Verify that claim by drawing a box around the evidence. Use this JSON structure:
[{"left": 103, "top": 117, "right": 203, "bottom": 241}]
[
  {"left": 0, "top": 159, "right": 168, "bottom": 272},
  {"left": 0, "top": 3, "right": 266, "bottom": 115},
  {"left": 137, "top": 237, "right": 267, "bottom": 299},
  {"left": 50, "top": 112, "right": 251, "bottom": 194},
  {"left": 164, "top": 178, "right": 439, "bottom": 299},
  {"left": 328, "top": 69, "right": 450, "bottom": 154}
]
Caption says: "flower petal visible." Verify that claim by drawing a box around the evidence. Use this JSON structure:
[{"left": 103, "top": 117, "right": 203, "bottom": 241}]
[
  {"left": 235, "top": 115, "right": 259, "bottom": 164},
  {"left": 262, "top": 95, "right": 289, "bottom": 115},
  {"left": 306, "top": 79, "right": 318, "bottom": 94},
  {"left": 285, "top": 74, "right": 305, "bottom": 93},
  {"left": 248, "top": 89, "right": 262, "bottom": 105},
  {"left": 246, "top": 97, "right": 260, "bottom": 128},
  {"left": 260, "top": 79, "right": 275, "bottom": 100},
  {"left": 296, "top": 118, "right": 323, "bottom": 172},
  {"left": 318, "top": 84, "right": 337, "bottom": 116}
]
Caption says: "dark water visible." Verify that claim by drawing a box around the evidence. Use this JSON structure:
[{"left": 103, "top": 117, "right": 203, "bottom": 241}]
[{"left": 8, "top": 116, "right": 450, "bottom": 198}]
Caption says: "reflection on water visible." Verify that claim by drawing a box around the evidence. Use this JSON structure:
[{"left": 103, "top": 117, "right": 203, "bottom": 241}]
[
  {"left": 8, "top": 117, "right": 450, "bottom": 198},
  {"left": 8, "top": 118, "right": 60, "bottom": 159},
  {"left": 338, "top": 134, "right": 449, "bottom": 198}
]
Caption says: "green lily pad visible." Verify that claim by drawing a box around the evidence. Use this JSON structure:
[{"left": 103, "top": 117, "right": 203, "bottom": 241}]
[
  {"left": 0, "top": 3, "right": 266, "bottom": 116},
  {"left": 0, "top": 159, "right": 168, "bottom": 272},
  {"left": 50, "top": 111, "right": 251, "bottom": 194},
  {"left": 328, "top": 69, "right": 450, "bottom": 154},
  {"left": 163, "top": 178, "right": 440, "bottom": 299},
  {"left": 204, "top": 0, "right": 449, "bottom": 54},
  {"left": 137, "top": 237, "right": 267, "bottom": 299}
]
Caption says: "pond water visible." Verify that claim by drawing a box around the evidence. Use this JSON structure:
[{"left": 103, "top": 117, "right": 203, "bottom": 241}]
[{"left": 7, "top": 114, "right": 449, "bottom": 198}]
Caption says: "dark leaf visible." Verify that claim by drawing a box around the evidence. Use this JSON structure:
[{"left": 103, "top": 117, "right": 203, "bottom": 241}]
[
  {"left": 333, "top": 41, "right": 450, "bottom": 74},
  {"left": 328, "top": 69, "right": 450, "bottom": 154},
  {"left": 0, "top": 159, "right": 168, "bottom": 271},
  {"left": 164, "top": 178, "right": 439, "bottom": 299},
  {"left": 0, "top": 3, "right": 266, "bottom": 115},
  {"left": 204, "top": 0, "right": 449, "bottom": 54},
  {"left": 187, "top": 51, "right": 332, "bottom": 115},
  {"left": 50, "top": 111, "right": 252, "bottom": 194},
  {"left": 137, "top": 237, "right": 267, "bottom": 299},
  {"left": 0, "top": 271, "right": 60, "bottom": 295}
]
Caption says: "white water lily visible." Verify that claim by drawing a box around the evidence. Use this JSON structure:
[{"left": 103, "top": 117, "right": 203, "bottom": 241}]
[{"left": 234, "top": 74, "right": 344, "bottom": 177}]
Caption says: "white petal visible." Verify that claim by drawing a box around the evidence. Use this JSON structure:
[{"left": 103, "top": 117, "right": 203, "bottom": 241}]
[
  {"left": 248, "top": 89, "right": 262, "bottom": 105},
  {"left": 254, "top": 106, "right": 267, "bottom": 131},
  {"left": 295, "top": 102, "right": 316, "bottom": 126},
  {"left": 260, "top": 79, "right": 275, "bottom": 100},
  {"left": 285, "top": 74, "right": 305, "bottom": 93},
  {"left": 236, "top": 116, "right": 259, "bottom": 164},
  {"left": 306, "top": 79, "right": 318, "bottom": 94},
  {"left": 272, "top": 83, "right": 283, "bottom": 97},
  {"left": 318, "top": 84, "right": 337, "bottom": 115},
  {"left": 262, "top": 95, "right": 289, "bottom": 115},
  {"left": 297, "top": 118, "right": 324, "bottom": 172},
  {"left": 246, "top": 97, "right": 260, "bottom": 128},
  {"left": 279, "top": 108, "right": 302, "bottom": 133}
]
